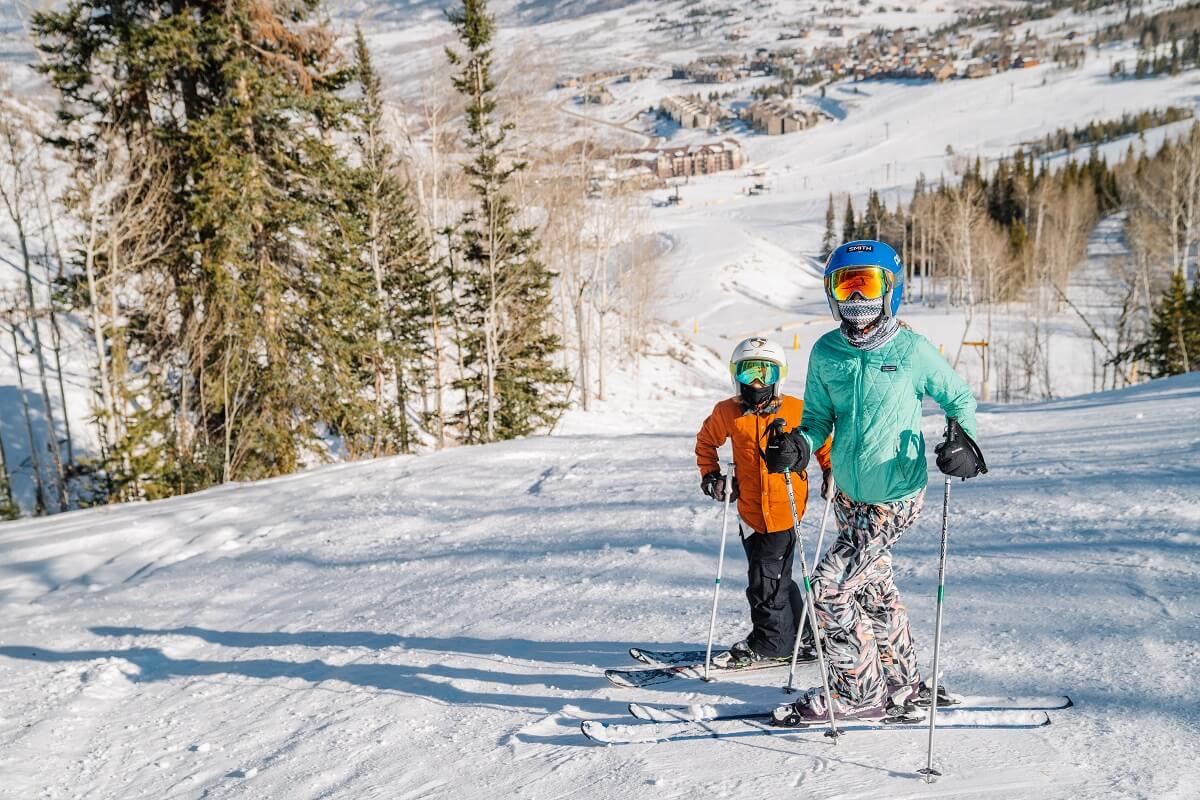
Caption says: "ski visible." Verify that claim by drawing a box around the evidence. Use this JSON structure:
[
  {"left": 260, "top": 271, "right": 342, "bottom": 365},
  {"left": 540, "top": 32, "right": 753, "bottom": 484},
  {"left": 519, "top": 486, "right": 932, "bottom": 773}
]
[
  {"left": 606, "top": 657, "right": 792, "bottom": 688},
  {"left": 628, "top": 647, "right": 711, "bottom": 667},
  {"left": 581, "top": 709, "right": 1051, "bottom": 745},
  {"left": 609, "top": 648, "right": 816, "bottom": 688},
  {"left": 628, "top": 694, "right": 1072, "bottom": 723}
]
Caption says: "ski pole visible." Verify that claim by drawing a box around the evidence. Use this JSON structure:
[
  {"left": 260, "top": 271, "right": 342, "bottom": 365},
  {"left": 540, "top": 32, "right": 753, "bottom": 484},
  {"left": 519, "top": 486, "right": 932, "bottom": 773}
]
[
  {"left": 918, "top": 476, "right": 954, "bottom": 783},
  {"left": 782, "top": 467, "right": 839, "bottom": 740},
  {"left": 784, "top": 490, "right": 834, "bottom": 694},
  {"left": 702, "top": 459, "right": 735, "bottom": 682},
  {"left": 813, "top": 476, "right": 834, "bottom": 563}
]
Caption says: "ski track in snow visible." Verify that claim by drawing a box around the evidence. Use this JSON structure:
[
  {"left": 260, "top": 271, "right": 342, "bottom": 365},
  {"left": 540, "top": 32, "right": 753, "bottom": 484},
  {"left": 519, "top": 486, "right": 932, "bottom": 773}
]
[{"left": 0, "top": 375, "right": 1197, "bottom": 798}]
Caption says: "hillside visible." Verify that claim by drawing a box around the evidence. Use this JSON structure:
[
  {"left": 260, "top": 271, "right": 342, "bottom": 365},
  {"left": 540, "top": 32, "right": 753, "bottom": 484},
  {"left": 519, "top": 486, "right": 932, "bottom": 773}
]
[{"left": 1, "top": 373, "right": 1197, "bottom": 798}]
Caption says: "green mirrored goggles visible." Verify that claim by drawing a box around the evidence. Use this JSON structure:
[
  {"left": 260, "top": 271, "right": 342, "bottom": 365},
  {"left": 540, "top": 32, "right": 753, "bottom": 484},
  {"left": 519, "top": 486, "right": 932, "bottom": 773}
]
[{"left": 734, "top": 359, "right": 780, "bottom": 386}]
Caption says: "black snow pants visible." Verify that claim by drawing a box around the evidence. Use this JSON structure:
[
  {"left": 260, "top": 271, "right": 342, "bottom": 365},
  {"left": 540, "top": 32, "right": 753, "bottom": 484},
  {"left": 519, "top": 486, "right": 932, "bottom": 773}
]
[{"left": 740, "top": 526, "right": 814, "bottom": 658}]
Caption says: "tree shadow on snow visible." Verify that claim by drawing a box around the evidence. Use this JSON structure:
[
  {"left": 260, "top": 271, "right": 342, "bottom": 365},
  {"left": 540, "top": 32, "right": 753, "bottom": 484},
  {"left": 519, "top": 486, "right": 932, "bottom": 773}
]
[
  {"left": 1, "top": 627, "right": 767, "bottom": 722},
  {"left": 0, "top": 641, "right": 639, "bottom": 719},
  {"left": 88, "top": 625, "right": 653, "bottom": 667}
]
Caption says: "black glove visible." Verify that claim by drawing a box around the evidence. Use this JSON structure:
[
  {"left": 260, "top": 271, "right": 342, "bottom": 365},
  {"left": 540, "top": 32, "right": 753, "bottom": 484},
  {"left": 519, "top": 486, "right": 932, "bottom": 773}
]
[
  {"left": 935, "top": 418, "right": 988, "bottom": 479},
  {"left": 764, "top": 422, "right": 811, "bottom": 474},
  {"left": 701, "top": 470, "right": 738, "bottom": 502},
  {"left": 821, "top": 469, "right": 835, "bottom": 500}
]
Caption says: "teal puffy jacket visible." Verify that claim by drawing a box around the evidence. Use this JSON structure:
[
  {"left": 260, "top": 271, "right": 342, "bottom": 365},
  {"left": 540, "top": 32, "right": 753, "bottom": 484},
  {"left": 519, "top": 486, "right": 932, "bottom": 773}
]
[{"left": 798, "top": 327, "right": 977, "bottom": 504}]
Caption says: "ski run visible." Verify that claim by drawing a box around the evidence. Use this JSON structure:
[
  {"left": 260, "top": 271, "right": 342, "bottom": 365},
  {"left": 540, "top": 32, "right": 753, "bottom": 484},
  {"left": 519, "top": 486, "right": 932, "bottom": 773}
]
[{"left": 0, "top": 373, "right": 1194, "bottom": 798}]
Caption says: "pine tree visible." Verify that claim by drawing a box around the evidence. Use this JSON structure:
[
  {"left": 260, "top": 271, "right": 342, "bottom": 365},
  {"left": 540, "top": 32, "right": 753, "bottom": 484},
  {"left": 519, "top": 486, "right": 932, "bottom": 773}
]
[
  {"left": 842, "top": 196, "right": 857, "bottom": 243},
  {"left": 1144, "top": 271, "right": 1200, "bottom": 377},
  {"left": 33, "top": 0, "right": 370, "bottom": 493},
  {"left": 351, "top": 28, "right": 436, "bottom": 455},
  {"left": 821, "top": 193, "right": 837, "bottom": 259},
  {"left": 862, "top": 189, "right": 885, "bottom": 239},
  {"left": 446, "top": 0, "right": 567, "bottom": 443}
]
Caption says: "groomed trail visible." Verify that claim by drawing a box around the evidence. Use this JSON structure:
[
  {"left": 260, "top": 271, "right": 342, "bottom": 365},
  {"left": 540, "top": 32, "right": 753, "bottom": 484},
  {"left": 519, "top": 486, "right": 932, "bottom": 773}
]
[{"left": 0, "top": 374, "right": 1197, "bottom": 799}]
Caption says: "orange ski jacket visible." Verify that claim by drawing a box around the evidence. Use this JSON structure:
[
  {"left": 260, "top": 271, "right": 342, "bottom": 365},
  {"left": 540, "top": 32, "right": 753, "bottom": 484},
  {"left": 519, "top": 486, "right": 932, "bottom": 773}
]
[{"left": 695, "top": 395, "right": 832, "bottom": 535}]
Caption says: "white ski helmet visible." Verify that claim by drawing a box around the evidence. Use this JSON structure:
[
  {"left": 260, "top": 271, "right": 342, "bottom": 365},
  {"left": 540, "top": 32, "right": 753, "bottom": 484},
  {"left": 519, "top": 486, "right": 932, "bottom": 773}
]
[{"left": 728, "top": 337, "right": 789, "bottom": 398}]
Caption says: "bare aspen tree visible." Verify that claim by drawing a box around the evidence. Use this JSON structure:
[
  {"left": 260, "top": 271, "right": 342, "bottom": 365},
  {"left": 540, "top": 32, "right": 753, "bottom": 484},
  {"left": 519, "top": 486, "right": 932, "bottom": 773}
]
[
  {"left": 398, "top": 74, "right": 461, "bottom": 448},
  {"left": 2, "top": 303, "right": 46, "bottom": 515},
  {"left": 936, "top": 182, "right": 985, "bottom": 366},
  {"left": 972, "top": 223, "right": 1010, "bottom": 401},
  {"left": 536, "top": 146, "right": 592, "bottom": 407},
  {"left": 62, "top": 126, "right": 175, "bottom": 491},
  {"left": 75, "top": 144, "right": 120, "bottom": 460},
  {"left": 590, "top": 184, "right": 636, "bottom": 402},
  {"left": 31, "top": 143, "right": 74, "bottom": 464},
  {"left": 0, "top": 108, "right": 67, "bottom": 510}
]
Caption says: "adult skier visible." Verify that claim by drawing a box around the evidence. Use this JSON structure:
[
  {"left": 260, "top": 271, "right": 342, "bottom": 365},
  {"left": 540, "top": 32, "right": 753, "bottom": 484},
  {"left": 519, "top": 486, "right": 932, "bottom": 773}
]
[
  {"left": 764, "top": 240, "right": 986, "bottom": 725},
  {"left": 695, "top": 337, "right": 833, "bottom": 668}
]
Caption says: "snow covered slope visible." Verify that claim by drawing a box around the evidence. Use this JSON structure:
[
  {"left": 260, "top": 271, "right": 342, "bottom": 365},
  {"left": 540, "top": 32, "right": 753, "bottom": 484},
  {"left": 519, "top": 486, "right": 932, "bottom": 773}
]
[{"left": 1, "top": 373, "right": 1197, "bottom": 799}]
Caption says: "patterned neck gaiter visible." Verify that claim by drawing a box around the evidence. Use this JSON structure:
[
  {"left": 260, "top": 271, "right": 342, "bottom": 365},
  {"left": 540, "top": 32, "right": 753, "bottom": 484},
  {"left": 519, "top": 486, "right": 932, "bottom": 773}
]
[
  {"left": 837, "top": 296, "right": 884, "bottom": 329},
  {"left": 841, "top": 315, "right": 901, "bottom": 351},
  {"left": 838, "top": 296, "right": 902, "bottom": 351}
]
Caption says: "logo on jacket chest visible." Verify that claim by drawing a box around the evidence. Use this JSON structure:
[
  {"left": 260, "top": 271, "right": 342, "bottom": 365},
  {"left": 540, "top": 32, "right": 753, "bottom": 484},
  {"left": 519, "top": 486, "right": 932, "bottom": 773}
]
[{"left": 881, "top": 365, "right": 898, "bottom": 372}]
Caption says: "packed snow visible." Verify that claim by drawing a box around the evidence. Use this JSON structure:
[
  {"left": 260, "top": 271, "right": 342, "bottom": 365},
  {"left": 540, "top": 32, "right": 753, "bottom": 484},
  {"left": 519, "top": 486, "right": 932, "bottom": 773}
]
[{"left": 1, "top": 365, "right": 1198, "bottom": 798}]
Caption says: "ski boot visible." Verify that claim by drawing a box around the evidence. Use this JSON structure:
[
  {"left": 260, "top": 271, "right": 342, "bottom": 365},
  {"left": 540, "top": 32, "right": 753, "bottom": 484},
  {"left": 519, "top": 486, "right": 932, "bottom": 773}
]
[
  {"left": 711, "top": 639, "right": 792, "bottom": 669},
  {"left": 910, "top": 679, "right": 959, "bottom": 708},
  {"left": 883, "top": 681, "right": 926, "bottom": 724},
  {"left": 710, "top": 639, "right": 759, "bottom": 669},
  {"left": 771, "top": 688, "right": 885, "bottom": 728}
]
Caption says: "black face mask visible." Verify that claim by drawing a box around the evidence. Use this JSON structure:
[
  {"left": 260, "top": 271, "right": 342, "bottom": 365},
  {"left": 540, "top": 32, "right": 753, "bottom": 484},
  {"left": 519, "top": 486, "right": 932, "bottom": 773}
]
[{"left": 739, "top": 383, "right": 774, "bottom": 408}]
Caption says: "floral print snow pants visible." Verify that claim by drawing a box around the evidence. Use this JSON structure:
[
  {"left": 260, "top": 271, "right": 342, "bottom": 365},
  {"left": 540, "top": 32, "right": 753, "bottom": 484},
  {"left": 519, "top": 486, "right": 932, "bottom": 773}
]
[{"left": 811, "top": 489, "right": 926, "bottom": 708}]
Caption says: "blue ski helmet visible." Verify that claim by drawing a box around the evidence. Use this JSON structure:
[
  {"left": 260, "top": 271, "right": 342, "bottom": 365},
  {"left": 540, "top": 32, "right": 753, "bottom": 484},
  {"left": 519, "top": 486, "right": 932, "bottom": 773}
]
[{"left": 822, "top": 239, "right": 905, "bottom": 321}]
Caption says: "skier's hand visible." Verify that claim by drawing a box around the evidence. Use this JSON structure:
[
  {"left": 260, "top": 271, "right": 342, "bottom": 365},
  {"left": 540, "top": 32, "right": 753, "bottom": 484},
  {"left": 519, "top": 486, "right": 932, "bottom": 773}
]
[
  {"left": 821, "top": 469, "right": 835, "bottom": 500},
  {"left": 935, "top": 418, "right": 988, "bottom": 479},
  {"left": 701, "top": 470, "right": 737, "bottom": 502},
  {"left": 765, "top": 427, "right": 810, "bottom": 474}
]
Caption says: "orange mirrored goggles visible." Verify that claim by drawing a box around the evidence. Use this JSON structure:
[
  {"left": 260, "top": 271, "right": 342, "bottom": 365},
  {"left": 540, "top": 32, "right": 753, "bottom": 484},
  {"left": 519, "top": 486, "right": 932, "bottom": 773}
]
[{"left": 826, "top": 266, "right": 892, "bottom": 302}]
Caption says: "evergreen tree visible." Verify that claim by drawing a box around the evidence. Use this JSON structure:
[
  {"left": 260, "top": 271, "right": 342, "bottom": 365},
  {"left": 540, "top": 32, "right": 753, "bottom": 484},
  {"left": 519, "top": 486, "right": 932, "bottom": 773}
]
[
  {"left": 1143, "top": 271, "right": 1200, "bottom": 377},
  {"left": 821, "top": 193, "right": 837, "bottom": 259},
  {"left": 446, "top": 0, "right": 567, "bottom": 443},
  {"left": 862, "top": 189, "right": 885, "bottom": 239},
  {"left": 351, "top": 28, "right": 436, "bottom": 455},
  {"left": 33, "top": 0, "right": 371, "bottom": 493},
  {"left": 842, "top": 196, "right": 857, "bottom": 243},
  {"left": 987, "top": 158, "right": 1013, "bottom": 225}
]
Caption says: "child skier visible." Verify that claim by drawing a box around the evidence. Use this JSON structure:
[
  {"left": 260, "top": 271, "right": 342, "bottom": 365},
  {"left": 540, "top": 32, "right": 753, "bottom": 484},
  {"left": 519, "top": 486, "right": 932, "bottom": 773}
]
[
  {"left": 764, "top": 240, "right": 986, "bottom": 724},
  {"left": 695, "top": 336, "right": 833, "bottom": 667}
]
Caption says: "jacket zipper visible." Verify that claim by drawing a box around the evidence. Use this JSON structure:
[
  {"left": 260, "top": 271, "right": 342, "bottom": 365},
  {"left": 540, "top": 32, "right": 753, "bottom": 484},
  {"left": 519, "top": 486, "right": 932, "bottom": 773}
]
[
  {"left": 757, "top": 413, "right": 768, "bottom": 525},
  {"left": 852, "top": 348, "right": 866, "bottom": 492}
]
